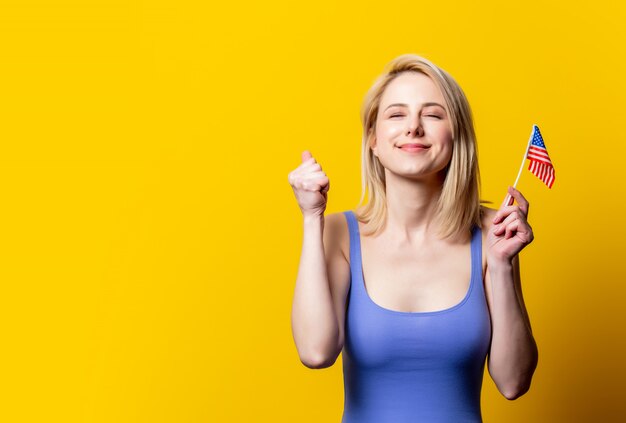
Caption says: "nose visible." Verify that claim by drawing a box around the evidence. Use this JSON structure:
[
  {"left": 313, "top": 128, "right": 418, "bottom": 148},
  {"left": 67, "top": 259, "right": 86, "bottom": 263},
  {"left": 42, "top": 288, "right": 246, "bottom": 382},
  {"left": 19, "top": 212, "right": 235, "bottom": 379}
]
[{"left": 406, "top": 117, "right": 424, "bottom": 137}]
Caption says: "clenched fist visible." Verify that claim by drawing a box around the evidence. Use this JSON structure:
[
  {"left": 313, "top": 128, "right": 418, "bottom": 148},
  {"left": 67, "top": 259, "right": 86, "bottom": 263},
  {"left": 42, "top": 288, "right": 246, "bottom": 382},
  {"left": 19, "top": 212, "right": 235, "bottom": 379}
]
[{"left": 288, "top": 150, "right": 330, "bottom": 218}]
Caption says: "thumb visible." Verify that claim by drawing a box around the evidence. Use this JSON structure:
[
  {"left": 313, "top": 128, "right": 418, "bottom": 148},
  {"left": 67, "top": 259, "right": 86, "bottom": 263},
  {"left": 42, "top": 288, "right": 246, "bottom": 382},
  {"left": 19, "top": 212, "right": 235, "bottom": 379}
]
[{"left": 301, "top": 150, "right": 312, "bottom": 163}]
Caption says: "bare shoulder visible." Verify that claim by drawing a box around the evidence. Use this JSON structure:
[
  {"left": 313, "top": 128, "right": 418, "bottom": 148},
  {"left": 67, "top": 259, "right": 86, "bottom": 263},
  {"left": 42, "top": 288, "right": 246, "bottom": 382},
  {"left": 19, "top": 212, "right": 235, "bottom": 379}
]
[
  {"left": 323, "top": 211, "right": 350, "bottom": 262},
  {"left": 480, "top": 205, "right": 498, "bottom": 232}
]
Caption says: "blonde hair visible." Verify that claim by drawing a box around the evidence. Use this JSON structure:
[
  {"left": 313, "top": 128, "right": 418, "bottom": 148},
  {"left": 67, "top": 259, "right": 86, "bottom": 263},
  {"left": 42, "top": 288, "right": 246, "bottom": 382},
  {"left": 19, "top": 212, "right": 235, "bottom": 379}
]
[{"left": 355, "top": 53, "right": 483, "bottom": 241}]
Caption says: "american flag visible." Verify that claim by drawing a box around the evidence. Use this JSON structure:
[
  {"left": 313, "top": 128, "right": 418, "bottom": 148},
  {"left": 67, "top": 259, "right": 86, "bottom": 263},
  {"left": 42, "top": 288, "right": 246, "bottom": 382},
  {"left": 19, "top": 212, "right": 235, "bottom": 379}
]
[{"left": 527, "top": 125, "right": 555, "bottom": 188}]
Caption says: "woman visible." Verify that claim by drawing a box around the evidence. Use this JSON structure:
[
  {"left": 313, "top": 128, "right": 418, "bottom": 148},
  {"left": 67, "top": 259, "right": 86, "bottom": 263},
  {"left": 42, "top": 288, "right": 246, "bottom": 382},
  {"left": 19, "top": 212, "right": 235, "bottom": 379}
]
[{"left": 288, "top": 54, "right": 538, "bottom": 422}]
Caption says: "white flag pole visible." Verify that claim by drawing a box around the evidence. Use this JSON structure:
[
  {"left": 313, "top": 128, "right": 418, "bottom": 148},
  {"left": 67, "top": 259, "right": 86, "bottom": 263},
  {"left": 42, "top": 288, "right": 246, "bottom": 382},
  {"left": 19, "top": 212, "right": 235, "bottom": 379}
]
[{"left": 504, "top": 125, "right": 535, "bottom": 206}]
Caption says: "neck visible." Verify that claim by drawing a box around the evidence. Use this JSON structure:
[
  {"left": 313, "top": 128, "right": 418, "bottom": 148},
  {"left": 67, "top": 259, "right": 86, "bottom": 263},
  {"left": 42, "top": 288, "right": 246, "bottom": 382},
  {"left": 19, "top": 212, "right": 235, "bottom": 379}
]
[{"left": 383, "top": 171, "right": 445, "bottom": 243}]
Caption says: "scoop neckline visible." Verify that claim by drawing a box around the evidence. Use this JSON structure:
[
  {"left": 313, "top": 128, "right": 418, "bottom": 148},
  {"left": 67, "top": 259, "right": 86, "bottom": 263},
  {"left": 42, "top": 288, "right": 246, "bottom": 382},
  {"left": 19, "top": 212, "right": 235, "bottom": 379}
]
[{"left": 347, "top": 210, "right": 477, "bottom": 317}]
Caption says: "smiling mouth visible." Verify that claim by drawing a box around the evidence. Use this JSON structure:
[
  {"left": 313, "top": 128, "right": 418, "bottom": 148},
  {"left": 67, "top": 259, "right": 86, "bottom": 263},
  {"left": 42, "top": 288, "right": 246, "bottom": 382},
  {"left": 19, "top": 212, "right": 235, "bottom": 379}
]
[{"left": 397, "top": 144, "right": 430, "bottom": 151}]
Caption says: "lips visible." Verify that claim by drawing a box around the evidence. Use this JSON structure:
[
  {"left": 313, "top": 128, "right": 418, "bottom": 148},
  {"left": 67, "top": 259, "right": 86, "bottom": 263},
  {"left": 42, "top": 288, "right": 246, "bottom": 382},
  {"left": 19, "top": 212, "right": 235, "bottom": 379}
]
[{"left": 397, "top": 143, "right": 430, "bottom": 151}]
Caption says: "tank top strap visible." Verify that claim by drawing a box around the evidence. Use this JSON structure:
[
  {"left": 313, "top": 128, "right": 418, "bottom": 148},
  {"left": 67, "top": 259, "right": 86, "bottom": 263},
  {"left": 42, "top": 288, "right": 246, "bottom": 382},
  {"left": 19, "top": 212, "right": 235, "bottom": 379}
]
[
  {"left": 343, "top": 210, "right": 361, "bottom": 271},
  {"left": 470, "top": 224, "right": 484, "bottom": 293},
  {"left": 344, "top": 210, "right": 483, "bottom": 294}
]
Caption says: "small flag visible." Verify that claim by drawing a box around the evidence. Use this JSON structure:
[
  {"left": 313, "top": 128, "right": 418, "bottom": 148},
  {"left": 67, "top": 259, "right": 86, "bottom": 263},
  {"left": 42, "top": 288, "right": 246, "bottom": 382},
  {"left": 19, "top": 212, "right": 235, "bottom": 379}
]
[{"left": 526, "top": 125, "right": 555, "bottom": 188}]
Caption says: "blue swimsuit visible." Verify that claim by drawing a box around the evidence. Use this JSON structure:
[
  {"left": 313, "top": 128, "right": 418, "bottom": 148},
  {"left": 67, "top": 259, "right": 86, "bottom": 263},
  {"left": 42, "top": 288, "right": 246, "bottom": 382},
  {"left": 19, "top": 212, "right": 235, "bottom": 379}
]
[{"left": 341, "top": 210, "right": 492, "bottom": 423}]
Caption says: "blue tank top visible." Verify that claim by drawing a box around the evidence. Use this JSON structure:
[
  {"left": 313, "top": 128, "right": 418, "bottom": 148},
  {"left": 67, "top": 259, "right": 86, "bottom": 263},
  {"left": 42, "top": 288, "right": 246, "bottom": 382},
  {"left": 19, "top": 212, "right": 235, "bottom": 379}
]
[{"left": 341, "top": 210, "right": 492, "bottom": 423}]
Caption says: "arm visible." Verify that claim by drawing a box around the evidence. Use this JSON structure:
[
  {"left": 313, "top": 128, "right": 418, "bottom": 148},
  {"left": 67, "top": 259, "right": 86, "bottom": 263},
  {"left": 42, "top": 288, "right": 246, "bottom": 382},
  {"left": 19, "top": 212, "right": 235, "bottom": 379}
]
[
  {"left": 484, "top": 187, "right": 539, "bottom": 400},
  {"left": 485, "top": 254, "right": 538, "bottom": 400},
  {"left": 288, "top": 151, "right": 350, "bottom": 369},
  {"left": 290, "top": 212, "right": 350, "bottom": 369}
]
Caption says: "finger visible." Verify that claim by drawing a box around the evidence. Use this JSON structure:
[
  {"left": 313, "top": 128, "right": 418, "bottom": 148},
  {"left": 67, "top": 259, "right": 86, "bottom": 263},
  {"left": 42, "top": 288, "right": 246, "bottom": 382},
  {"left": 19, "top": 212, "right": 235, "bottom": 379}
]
[
  {"left": 321, "top": 179, "right": 330, "bottom": 193},
  {"left": 289, "top": 162, "right": 315, "bottom": 185},
  {"left": 493, "top": 204, "right": 523, "bottom": 225},
  {"left": 289, "top": 170, "right": 326, "bottom": 188},
  {"left": 504, "top": 220, "right": 520, "bottom": 239},
  {"left": 508, "top": 186, "right": 529, "bottom": 216},
  {"left": 299, "top": 162, "right": 322, "bottom": 174},
  {"left": 493, "top": 201, "right": 506, "bottom": 224},
  {"left": 493, "top": 215, "right": 518, "bottom": 236},
  {"left": 305, "top": 176, "right": 329, "bottom": 192},
  {"left": 296, "top": 159, "right": 319, "bottom": 176},
  {"left": 301, "top": 150, "right": 312, "bottom": 163},
  {"left": 505, "top": 219, "right": 533, "bottom": 241},
  {"left": 301, "top": 171, "right": 327, "bottom": 182},
  {"left": 493, "top": 211, "right": 520, "bottom": 236},
  {"left": 300, "top": 172, "right": 328, "bottom": 189}
]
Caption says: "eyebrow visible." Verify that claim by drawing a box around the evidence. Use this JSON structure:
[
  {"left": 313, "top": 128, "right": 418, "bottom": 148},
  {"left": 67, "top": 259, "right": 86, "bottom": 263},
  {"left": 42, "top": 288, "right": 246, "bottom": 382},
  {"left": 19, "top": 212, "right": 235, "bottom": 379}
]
[{"left": 383, "top": 102, "right": 446, "bottom": 111}]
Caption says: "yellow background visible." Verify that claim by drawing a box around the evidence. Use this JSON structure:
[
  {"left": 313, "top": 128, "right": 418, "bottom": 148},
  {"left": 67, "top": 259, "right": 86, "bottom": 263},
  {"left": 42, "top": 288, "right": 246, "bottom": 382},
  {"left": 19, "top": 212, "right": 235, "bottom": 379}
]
[{"left": 1, "top": 0, "right": 625, "bottom": 421}]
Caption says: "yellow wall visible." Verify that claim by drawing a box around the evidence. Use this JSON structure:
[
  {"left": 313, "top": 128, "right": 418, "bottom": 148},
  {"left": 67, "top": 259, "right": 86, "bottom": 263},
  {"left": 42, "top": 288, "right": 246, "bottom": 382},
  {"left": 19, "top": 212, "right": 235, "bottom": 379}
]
[{"left": 1, "top": 0, "right": 625, "bottom": 421}]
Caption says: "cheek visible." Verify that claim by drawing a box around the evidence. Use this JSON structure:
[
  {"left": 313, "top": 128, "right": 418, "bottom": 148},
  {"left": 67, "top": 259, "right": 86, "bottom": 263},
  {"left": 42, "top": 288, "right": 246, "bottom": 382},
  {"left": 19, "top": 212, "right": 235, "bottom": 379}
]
[
  {"left": 437, "top": 128, "right": 454, "bottom": 150},
  {"left": 434, "top": 132, "right": 454, "bottom": 162},
  {"left": 436, "top": 124, "right": 453, "bottom": 140},
  {"left": 443, "top": 139, "right": 454, "bottom": 158},
  {"left": 378, "top": 122, "right": 403, "bottom": 139}
]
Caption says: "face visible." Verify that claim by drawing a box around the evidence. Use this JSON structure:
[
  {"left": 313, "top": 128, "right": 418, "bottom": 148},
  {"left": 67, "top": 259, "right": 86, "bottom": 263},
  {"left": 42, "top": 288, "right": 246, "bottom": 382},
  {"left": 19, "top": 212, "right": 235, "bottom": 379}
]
[{"left": 371, "top": 71, "right": 454, "bottom": 182}]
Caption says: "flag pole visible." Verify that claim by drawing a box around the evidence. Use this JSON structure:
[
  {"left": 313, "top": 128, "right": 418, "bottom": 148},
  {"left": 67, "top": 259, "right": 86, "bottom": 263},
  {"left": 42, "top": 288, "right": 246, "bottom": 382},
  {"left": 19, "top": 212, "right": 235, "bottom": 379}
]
[{"left": 504, "top": 125, "right": 535, "bottom": 206}]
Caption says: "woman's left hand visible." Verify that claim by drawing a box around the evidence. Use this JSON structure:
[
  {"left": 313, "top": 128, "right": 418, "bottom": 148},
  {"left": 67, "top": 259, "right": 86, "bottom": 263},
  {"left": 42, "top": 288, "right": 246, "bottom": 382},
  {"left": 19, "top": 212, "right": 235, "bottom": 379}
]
[{"left": 486, "top": 186, "right": 534, "bottom": 265}]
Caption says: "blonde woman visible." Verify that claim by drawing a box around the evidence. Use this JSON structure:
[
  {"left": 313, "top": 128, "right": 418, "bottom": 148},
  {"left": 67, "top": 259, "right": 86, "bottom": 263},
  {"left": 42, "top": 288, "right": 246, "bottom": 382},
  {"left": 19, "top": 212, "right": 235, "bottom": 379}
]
[{"left": 288, "top": 54, "right": 538, "bottom": 422}]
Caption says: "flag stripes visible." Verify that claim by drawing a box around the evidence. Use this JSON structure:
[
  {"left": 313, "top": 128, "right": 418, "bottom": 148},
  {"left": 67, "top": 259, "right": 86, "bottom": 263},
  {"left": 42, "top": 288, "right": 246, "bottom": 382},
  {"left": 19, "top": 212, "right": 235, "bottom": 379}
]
[
  {"left": 528, "top": 159, "right": 555, "bottom": 188},
  {"left": 526, "top": 125, "right": 555, "bottom": 188}
]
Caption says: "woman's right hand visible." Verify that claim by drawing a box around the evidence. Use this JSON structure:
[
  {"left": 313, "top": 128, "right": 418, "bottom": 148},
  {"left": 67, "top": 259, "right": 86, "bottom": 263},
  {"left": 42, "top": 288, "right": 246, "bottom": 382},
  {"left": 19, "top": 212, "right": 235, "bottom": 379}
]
[{"left": 288, "top": 150, "right": 330, "bottom": 218}]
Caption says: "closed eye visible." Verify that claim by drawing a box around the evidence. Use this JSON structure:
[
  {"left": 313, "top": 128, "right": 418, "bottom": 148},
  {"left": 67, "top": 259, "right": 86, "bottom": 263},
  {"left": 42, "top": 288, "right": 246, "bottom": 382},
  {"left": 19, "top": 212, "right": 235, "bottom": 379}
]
[{"left": 390, "top": 114, "right": 441, "bottom": 119}]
